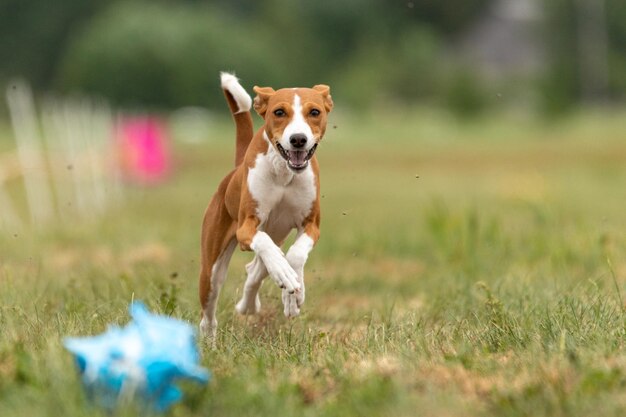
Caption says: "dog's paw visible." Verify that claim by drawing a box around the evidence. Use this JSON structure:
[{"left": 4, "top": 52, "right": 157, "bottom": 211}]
[
  {"left": 282, "top": 289, "right": 301, "bottom": 318},
  {"left": 235, "top": 295, "right": 261, "bottom": 315},
  {"left": 264, "top": 250, "right": 301, "bottom": 293},
  {"left": 199, "top": 316, "right": 218, "bottom": 349}
]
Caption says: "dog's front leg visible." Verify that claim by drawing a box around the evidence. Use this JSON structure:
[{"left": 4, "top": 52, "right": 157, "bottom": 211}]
[
  {"left": 283, "top": 232, "right": 312, "bottom": 317},
  {"left": 283, "top": 220, "right": 319, "bottom": 317},
  {"left": 237, "top": 215, "right": 301, "bottom": 293}
]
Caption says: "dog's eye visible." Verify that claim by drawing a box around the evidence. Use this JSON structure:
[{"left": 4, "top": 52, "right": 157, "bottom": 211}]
[
  {"left": 309, "top": 109, "right": 321, "bottom": 117},
  {"left": 273, "top": 109, "right": 286, "bottom": 117}
]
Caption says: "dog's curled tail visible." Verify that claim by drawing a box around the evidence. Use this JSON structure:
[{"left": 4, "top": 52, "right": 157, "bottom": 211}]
[{"left": 220, "top": 72, "right": 254, "bottom": 166}]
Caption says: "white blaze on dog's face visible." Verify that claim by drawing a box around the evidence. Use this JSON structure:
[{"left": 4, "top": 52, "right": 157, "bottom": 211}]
[{"left": 253, "top": 85, "right": 333, "bottom": 172}]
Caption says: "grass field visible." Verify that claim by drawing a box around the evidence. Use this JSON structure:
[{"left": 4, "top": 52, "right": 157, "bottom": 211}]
[{"left": 1, "top": 108, "right": 626, "bottom": 416}]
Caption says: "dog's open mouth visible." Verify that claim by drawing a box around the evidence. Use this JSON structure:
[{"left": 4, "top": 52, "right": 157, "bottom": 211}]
[{"left": 276, "top": 143, "right": 317, "bottom": 171}]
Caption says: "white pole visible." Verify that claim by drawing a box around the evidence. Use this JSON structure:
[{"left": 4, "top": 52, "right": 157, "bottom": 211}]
[
  {"left": 79, "top": 97, "right": 107, "bottom": 215},
  {"left": 6, "top": 80, "right": 54, "bottom": 227},
  {"left": 91, "top": 98, "right": 120, "bottom": 209},
  {"left": 0, "top": 154, "right": 23, "bottom": 231},
  {"left": 62, "top": 97, "right": 90, "bottom": 217},
  {"left": 42, "top": 96, "right": 73, "bottom": 220}
]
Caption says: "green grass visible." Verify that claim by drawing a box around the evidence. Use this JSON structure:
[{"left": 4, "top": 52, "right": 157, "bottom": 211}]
[{"left": 1, "top": 108, "right": 626, "bottom": 416}]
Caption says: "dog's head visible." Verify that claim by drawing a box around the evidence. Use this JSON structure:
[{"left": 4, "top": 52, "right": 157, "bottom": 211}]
[{"left": 253, "top": 84, "right": 333, "bottom": 172}]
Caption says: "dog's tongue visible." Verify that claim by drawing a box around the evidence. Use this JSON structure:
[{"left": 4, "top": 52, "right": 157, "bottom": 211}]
[{"left": 288, "top": 150, "right": 307, "bottom": 166}]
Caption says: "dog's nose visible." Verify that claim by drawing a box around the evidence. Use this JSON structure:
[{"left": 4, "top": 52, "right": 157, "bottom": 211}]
[{"left": 289, "top": 134, "right": 307, "bottom": 148}]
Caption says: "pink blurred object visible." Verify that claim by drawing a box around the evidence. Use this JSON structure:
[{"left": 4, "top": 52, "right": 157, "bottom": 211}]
[{"left": 117, "top": 116, "right": 171, "bottom": 185}]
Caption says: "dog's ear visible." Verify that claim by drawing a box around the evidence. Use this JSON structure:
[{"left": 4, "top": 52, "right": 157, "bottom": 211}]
[
  {"left": 312, "top": 84, "right": 333, "bottom": 113},
  {"left": 252, "top": 86, "right": 276, "bottom": 117}
]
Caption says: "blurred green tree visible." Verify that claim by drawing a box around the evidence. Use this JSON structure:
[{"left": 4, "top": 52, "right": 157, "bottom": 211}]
[
  {"left": 7, "top": 0, "right": 625, "bottom": 113},
  {"left": 2, "top": 0, "right": 499, "bottom": 110},
  {"left": 0, "top": 0, "right": 111, "bottom": 88},
  {"left": 56, "top": 2, "right": 282, "bottom": 109}
]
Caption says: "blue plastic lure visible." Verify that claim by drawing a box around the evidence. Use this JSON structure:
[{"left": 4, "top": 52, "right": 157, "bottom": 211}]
[{"left": 64, "top": 302, "right": 209, "bottom": 411}]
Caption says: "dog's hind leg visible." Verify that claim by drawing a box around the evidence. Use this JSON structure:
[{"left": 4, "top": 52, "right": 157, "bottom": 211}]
[
  {"left": 200, "top": 238, "right": 237, "bottom": 341},
  {"left": 199, "top": 171, "right": 238, "bottom": 342},
  {"left": 235, "top": 256, "right": 267, "bottom": 315}
]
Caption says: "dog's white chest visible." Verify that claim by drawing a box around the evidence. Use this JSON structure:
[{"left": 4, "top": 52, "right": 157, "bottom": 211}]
[{"left": 247, "top": 147, "right": 316, "bottom": 234}]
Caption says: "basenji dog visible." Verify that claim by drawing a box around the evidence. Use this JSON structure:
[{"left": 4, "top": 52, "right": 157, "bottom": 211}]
[{"left": 199, "top": 73, "right": 333, "bottom": 339}]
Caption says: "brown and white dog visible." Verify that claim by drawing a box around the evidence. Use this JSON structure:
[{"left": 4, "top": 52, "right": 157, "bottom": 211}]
[{"left": 199, "top": 73, "right": 333, "bottom": 339}]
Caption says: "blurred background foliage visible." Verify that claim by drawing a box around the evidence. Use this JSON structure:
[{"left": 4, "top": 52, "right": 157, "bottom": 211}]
[{"left": 0, "top": 0, "right": 625, "bottom": 116}]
